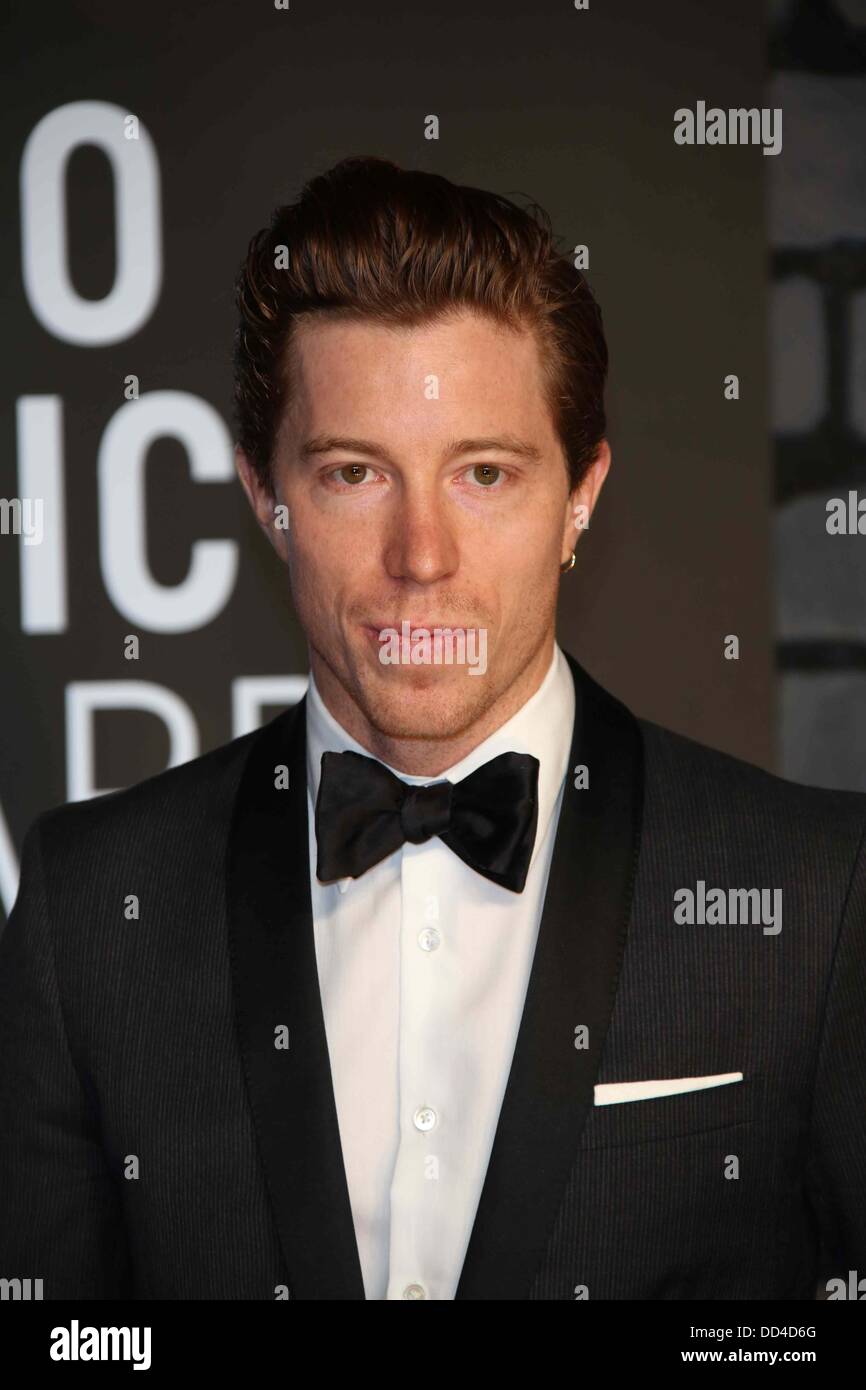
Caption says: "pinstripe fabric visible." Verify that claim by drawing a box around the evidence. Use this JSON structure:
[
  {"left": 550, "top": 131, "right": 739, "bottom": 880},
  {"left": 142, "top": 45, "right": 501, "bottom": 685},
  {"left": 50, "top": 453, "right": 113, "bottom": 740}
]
[
  {"left": 0, "top": 731, "right": 286, "bottom": 1299},
  {"left": 529, "top": 717, "right": 866, "bottom": 1299},
  {"left": 1, "top": 659, "right": 865, "bottom": 1300}
]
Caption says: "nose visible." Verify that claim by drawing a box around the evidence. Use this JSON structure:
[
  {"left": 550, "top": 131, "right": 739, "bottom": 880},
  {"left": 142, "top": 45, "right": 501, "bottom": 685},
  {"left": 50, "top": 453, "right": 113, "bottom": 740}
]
[{"left": 382, "top": 487, "right": 460, "bottom": 585}]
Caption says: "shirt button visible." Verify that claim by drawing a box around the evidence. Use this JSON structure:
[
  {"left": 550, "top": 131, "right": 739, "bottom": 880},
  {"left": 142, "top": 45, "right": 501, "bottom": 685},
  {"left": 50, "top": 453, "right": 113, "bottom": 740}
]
[
  {"left": 413, "top": 1105, "right": 437, "bottom": 1132},
  {"left": 403, "top": 1283, "right": 426, "bottom": 1299},
  {"left": 418, "top": 927, "right": 440, "bottom": 951}
]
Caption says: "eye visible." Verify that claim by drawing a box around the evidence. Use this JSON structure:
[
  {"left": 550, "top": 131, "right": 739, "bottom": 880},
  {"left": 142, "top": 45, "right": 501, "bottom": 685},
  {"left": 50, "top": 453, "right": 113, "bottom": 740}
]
[
  {"left": 333, "top": 464, "right": 376, "bottom": 486},
  {"left": 468, "top": 463, "right": 504, "bottom": 488}
]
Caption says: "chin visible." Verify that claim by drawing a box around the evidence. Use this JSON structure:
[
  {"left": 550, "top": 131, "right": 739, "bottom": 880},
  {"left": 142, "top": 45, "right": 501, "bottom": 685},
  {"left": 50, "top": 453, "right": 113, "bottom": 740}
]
[{"left": 358, "top": 672, "right": 490, "bottom": 742}]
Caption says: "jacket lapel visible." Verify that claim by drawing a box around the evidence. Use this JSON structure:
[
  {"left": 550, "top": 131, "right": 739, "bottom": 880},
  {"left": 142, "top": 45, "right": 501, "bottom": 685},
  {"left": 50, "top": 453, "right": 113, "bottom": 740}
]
[
  {"left": 227, "top": 695, "right": 366, "bottom": 1299},
  {"left": 454, "top": 650, "right": 644, "bottom": 1298}
]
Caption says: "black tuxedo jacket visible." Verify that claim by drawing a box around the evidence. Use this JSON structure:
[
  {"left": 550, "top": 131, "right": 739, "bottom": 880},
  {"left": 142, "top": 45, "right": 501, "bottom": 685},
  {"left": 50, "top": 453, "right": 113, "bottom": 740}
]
[{"left": 1, "top": 650, "right": 865, "bottom": 1300}]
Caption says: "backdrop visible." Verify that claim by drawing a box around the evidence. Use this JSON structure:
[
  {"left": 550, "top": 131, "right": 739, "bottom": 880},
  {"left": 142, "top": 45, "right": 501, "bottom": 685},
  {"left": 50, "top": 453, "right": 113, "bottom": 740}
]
[{"left": 2, "top": 0, "right": 863, "bottom": 926}]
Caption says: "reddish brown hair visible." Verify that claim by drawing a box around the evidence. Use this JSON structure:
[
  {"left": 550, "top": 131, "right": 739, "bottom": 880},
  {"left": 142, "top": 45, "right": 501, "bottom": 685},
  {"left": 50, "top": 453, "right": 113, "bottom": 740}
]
[{"left": 232, "top": 156, "right": 608, "bottom": 493}]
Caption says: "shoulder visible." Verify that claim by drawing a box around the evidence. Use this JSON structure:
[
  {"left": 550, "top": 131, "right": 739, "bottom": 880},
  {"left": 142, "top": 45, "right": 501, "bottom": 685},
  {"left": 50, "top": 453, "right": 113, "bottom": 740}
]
[
  {"left": 23, "top": 705, "right": 298, "bottom": 880},
  {"left": 566, "top": 645, "right": 866, "bottom": 851},
  {"left": 637, "top": 714, "right": 866, "bottom": 861}
]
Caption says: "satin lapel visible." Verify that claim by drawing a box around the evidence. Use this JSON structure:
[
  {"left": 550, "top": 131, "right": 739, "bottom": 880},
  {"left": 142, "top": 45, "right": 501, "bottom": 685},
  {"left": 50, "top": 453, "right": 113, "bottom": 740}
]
[
  {"left": 226, "top": 695, "right": 366, "bottom": 1299},
  {"left": 455, "top": 650, "right": 645, "bottom": 1299}
]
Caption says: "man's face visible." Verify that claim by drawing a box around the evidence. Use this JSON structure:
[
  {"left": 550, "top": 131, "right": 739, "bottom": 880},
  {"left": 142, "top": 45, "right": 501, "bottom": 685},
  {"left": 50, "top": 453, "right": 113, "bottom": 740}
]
[{"left": 238, "top": 308, "right": 608, "bottom": 745}]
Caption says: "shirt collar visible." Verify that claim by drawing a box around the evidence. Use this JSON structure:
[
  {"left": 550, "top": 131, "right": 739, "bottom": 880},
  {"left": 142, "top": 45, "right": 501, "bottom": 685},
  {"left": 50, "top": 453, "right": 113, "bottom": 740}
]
[{"left": 306, "top": 642, "right": 576, "bottom": 894}]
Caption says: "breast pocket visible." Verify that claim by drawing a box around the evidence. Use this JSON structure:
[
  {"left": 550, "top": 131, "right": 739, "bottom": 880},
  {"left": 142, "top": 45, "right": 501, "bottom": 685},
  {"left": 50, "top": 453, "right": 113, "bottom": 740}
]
[{"left": 579, "top": 1073, "right": 761, "bottom": 1150}]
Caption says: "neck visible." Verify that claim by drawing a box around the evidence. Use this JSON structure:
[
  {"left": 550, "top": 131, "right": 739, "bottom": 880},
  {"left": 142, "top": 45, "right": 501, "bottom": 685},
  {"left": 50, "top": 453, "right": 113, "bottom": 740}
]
[{"left": 310, "top": 633, "right": 556, "bottom": 777}]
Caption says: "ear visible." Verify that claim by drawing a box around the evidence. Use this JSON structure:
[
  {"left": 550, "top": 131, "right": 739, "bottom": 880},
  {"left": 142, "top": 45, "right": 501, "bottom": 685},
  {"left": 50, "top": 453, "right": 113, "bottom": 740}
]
[
  {"left": 561, "top": 439, "right": 611, "bottom": 565},
  {"left": 235, "top": 445, "right": 289, "bottom": 562}
]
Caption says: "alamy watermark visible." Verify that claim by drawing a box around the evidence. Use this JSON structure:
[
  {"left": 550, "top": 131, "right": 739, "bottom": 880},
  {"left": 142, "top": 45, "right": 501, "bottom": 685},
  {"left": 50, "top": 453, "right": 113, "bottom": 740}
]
[
  {"left": 674, "top": 102, "right": 782, "bottom": 157},
  {"left": 0, "top": 1276, "right": 43, "bottom": 1299},
  {"left": 674, "top": 880, "right": 782, "bottom": 935},
  {"left": 826, "top": 492, "right": 866, "bottom": 534},
  {"left": 0, "top": 496, "right": 43, "bottom": 545},
  {"left": 826, "top": 1270, "right": 866, "bottom": 1299},
  {"left": 49, "top": 1320, "right": 151, "bottom": 1370},
  {"left": 378, "top": 621, "right": 487, "bottom": 675}
]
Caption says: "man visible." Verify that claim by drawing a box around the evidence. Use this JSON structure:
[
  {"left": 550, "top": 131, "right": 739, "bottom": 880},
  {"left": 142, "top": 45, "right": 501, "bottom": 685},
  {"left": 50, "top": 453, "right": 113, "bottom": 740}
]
[{"left": 1, "top": 157, "right": 864, "bottom": 1301}]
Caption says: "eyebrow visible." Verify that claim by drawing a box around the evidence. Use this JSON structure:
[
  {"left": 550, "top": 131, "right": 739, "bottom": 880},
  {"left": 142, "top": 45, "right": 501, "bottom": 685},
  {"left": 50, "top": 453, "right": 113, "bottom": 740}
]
[{"left": 299, "top": 433, "right": 543, "bottom": 464}]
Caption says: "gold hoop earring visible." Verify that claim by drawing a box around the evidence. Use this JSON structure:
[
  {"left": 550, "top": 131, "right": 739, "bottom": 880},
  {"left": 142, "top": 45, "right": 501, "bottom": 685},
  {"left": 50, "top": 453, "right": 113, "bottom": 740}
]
[{"left": 560, "top": 551, "right": 576, "bottom": 574}]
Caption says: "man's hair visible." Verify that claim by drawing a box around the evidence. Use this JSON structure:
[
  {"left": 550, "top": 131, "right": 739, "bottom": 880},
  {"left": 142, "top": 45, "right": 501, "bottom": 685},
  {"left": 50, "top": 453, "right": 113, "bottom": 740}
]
[{"left": 232, "top": 156, "right": 608, "bottom": 494}]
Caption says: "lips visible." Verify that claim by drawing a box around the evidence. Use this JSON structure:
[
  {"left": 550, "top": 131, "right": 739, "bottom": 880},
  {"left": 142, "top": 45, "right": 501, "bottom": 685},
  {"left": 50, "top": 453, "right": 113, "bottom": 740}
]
[{"left": 365, "top": 621, "right": 470, "bottom": 634}]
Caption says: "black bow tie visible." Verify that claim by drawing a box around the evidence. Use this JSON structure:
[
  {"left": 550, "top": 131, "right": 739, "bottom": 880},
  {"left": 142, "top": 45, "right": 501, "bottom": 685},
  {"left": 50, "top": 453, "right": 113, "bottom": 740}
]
[{"left": 315, "top": 749, "right": 540, "bottom": 893}]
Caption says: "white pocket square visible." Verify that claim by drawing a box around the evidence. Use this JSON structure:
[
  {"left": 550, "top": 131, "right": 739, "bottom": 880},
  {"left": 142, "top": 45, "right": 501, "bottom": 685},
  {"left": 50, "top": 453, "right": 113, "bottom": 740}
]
[{"left": 593, "top": 1072, "right": 743, "bottom": 1105}]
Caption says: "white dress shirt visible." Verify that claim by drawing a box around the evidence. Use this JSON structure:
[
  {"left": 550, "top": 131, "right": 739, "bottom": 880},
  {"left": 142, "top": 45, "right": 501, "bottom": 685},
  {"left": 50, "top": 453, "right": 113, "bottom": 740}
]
[{"left": 306, "top": 642, "right": 576, "bottom": 1300}]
